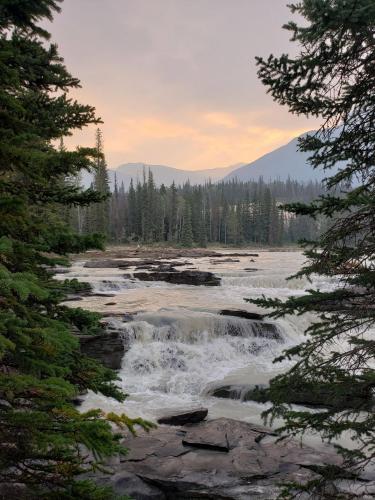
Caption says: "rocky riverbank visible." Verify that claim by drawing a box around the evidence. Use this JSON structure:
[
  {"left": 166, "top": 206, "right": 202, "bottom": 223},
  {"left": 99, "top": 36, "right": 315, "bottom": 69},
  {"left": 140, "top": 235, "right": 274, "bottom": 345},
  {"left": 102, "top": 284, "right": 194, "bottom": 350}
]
[
  {"left": 74, "top": 245, "right": 260, "bottom": 262},
  {"left": 87, "top": 414, "right": 349, "bottom": 500}
]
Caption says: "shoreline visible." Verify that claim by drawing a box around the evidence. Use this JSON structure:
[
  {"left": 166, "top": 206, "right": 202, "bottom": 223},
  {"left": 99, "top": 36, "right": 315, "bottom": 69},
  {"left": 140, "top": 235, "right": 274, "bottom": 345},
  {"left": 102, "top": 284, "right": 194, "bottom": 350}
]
[{"left": 71, "top": 244, "right": 302, "bottom": 262}]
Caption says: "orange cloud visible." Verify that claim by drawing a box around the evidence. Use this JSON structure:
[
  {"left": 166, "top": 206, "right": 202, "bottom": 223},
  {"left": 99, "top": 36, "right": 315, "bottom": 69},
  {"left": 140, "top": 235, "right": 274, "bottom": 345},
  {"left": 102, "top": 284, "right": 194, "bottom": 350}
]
[
  {"left": 202, "top": 112, "right": 239, "bottom": 129},
  {"left": 64, "top": 107, "right": 315, "bottom": 171}
]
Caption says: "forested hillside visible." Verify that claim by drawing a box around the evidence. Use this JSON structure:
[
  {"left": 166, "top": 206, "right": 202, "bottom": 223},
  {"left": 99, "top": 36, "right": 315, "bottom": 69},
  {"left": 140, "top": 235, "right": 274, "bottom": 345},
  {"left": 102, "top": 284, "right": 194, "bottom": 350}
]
[{"left": 72, "top": 138, "right": 326, "bottom": 246}]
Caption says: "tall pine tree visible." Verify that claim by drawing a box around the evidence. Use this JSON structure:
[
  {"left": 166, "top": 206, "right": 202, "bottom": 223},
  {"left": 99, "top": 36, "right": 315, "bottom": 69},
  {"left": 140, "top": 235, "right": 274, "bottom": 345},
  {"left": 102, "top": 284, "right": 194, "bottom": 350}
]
[
  {"left": 91, "top": 128, "right": 110, "bottom": 236},
  {"left": 0, "top": 2, "right": 150, "bottom": 498},
  {"left": 181, "top": 202, "right": 194, "bottom": 247},
  {"left": 251, "top": 0, "right": 375, "bottom": 495}
]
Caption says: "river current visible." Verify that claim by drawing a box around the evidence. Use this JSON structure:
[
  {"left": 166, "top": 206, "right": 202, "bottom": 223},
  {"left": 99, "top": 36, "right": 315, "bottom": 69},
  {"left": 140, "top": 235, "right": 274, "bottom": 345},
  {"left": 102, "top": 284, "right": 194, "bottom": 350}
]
[{"left": 60, "top": 250, "right": 332, "bottom": 427}]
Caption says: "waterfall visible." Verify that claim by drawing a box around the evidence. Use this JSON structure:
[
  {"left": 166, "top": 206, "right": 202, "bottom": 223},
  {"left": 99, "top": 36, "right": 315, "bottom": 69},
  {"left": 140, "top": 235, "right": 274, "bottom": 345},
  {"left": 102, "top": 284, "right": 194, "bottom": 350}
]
[
  {"left": 110, "top": 309, "right": 286, "bottom": 398},
  {"left": 63, "top": 251, "right": 325, "bottom": 422}
]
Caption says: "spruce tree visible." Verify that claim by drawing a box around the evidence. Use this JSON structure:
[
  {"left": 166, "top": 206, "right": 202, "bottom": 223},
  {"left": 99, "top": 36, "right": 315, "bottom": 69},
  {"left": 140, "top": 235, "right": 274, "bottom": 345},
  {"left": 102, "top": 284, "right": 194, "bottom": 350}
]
[
  {"left": 91, "top": 128, "right": 110, "bottom": 236},
  {"left": 109, "top": 173, "right": 120, "bottom": 242},
  {"left": 0, "top": 2, "right": 150, "bottom": 498},
  {"left": 250, "top": 0, "right": 375, "bottom": 495},
  {"left": 127, "top": 178, "right": 137, "bottom": 239},
  {"left": 168, "top": 181, "right": 178, "bottom": 243},
  {"left": 181, "top": 203, "right": 194, "bottom": 247}
]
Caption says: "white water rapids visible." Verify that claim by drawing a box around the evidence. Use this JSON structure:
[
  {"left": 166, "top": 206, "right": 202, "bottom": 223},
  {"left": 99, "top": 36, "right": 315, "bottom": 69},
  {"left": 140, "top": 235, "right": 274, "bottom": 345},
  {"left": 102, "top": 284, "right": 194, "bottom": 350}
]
[{"left": 60, "top": 250, "right": 334, "bottom": 428}]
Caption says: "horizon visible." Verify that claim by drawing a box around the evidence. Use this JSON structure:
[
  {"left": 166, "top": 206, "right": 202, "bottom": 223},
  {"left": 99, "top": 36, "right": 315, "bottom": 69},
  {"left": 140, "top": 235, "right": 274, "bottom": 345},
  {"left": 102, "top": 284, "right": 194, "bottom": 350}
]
[{"left": 48, "top": 0, "right": 319, "bottom": 171}]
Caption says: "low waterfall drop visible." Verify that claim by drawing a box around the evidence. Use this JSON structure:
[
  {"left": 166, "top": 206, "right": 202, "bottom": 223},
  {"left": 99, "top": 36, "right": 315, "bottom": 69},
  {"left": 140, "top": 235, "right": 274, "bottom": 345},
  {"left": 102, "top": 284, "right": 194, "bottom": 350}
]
[
  {"left": 64, "top": 250, "right": 324, "bottom": 422},
  {"left": 113, "top": 309, "right": 285, "bottom": 400}
]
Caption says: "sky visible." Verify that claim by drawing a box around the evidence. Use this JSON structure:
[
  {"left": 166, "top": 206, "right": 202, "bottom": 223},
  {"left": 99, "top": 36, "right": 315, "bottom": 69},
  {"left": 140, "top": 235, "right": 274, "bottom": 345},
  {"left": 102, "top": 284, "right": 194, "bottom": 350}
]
[{"left": 48, "top": 0, "right": 318, "bottom": 170}]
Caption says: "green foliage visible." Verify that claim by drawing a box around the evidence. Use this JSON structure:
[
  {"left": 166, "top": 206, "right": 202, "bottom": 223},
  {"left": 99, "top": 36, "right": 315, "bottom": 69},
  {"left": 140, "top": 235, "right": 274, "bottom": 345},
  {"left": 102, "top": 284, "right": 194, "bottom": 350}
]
[
  {"left": 0, "top": 1, "right": 145, "bottom": 497},
  {"left": 56, "top": 278, "right": 92, "bottom": 295},
  {"left": 59, "top": 307, "right": 103, "bottom": 335},
  {"left": 250, "top": 0, "right": 375, "bottom": 496}
]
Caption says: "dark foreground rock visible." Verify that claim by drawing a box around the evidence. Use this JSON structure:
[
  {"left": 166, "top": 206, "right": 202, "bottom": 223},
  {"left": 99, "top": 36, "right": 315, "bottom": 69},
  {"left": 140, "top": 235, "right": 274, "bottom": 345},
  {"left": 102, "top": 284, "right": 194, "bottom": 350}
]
[
  {"left": 157, "top": 408, "right": 208, "bottom": 426},
  {"left": 134, "top": 270, "right": 221, "bottom": 286},
  {"left": 89, "top": 418, "right": 340, "bottom": 500}
]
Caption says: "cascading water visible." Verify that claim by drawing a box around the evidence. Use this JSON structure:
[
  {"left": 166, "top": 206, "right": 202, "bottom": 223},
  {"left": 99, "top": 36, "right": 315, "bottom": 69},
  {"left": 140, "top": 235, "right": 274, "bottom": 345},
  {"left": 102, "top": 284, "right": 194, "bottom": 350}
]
[
  {"left": 115, "top": 309, "right": 284, "bottom": 398},
  {"left": 63, "top": 250, "right": 329, "bottom": 423}
]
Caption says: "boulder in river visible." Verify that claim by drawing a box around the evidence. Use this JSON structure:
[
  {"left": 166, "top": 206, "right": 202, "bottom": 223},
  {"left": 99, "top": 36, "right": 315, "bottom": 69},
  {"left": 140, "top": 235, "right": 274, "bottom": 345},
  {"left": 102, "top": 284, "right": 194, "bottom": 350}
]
[
  {"left": 220, "top": 309, "right": 264, "bottom": 321},
  {"left": 157, "top": 408, "right": 208, "bottom": 426},
  {"left": 134, "top": 270, "right": 221, "bottom": 286}
]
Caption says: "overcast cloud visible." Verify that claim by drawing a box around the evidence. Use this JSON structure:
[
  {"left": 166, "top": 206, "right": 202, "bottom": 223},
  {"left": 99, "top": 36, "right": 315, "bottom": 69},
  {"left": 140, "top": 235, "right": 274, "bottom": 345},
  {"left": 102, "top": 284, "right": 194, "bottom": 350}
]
[{"left": 48, "top": 0, "right": 318, "bottom": 170}]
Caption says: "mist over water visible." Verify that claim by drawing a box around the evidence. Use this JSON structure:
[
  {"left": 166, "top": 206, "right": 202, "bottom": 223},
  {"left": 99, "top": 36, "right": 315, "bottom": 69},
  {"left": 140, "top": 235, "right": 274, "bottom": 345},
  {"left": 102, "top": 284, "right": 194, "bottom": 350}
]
[{"left": 62, "top": 250, "right": 328, "bottom": 426}]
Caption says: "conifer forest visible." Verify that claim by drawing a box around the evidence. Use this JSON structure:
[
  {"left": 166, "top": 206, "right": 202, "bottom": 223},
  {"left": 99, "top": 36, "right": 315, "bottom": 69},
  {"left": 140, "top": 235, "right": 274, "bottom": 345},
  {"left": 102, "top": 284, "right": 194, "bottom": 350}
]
[{"left": 74, "top": 135, "right": 325, "bottom": 247}]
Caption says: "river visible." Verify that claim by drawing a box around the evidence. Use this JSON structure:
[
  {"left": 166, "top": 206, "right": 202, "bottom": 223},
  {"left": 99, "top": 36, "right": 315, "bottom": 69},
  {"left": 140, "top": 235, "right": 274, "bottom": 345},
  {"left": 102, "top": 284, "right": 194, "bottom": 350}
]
[{"left": 58, "top": 249, "right": 335, "bottom": 430}]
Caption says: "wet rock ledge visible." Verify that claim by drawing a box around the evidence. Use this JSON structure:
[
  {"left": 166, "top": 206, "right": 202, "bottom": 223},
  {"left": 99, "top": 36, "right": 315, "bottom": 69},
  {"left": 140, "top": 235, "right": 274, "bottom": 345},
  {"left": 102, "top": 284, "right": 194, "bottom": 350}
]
[
  {"left": 90, "top": 416, "right": 340, "bottom": 500},
  {"left": 78, "top": 317, "right": 132, "bottom": 370},
  {"left": 134, "top": 270, "right": 221, "bottom": 286}
]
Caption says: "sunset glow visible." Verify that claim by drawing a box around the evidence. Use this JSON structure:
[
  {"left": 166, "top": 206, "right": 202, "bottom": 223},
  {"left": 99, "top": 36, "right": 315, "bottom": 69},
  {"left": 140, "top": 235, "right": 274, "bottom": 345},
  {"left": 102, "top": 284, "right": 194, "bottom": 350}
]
[{"left": 50, "top": 0, "right": 318, "bottom": 169}]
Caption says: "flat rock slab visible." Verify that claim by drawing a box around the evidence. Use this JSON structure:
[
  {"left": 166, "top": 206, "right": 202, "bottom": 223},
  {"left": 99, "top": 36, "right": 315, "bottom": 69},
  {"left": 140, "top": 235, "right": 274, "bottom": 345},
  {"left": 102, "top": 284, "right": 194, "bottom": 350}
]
[
  {"left": 157, "top": 408, "right": 208, "bottom": 426},
  {"left": 92, "top": 417, "right": 340, "bottom": 499}
]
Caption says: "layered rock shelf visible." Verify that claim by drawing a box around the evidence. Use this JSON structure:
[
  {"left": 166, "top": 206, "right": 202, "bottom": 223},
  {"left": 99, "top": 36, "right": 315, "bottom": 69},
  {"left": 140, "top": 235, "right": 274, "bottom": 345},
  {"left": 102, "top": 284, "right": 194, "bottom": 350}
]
[{"left": 89, "top": 417, "right": 341, "bottom": 500}]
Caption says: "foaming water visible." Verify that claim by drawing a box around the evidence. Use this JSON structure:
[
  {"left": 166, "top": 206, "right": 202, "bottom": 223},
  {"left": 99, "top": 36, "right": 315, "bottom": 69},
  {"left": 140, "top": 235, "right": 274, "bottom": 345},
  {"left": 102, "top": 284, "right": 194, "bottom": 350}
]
[
  {"left": 116, "top": 309, "right": 283, "bottom": 397},
  {"left": 60, "top": 250, "right": 337, "bottom": 424}
]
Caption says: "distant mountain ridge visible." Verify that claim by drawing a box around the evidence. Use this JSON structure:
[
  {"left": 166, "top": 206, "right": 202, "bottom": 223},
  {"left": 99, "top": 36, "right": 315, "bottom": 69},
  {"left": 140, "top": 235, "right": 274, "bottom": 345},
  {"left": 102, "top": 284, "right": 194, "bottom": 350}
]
[
  {"left": 81, "top": 132, "right": 326, "bottom": 190},
  {"left": 108, "top": 162, "right": 241, "bottom": 189},
  {"left": 225, "top": 134, "right": 325, "bottom": 183}
]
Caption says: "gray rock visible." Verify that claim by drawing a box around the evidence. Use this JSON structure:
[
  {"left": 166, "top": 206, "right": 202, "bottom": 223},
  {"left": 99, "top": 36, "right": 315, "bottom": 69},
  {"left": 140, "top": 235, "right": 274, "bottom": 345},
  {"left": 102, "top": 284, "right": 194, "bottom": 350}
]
[
  {"left": 92, "top": 418, "right": 339, "bottom": 499},
  {"left": 92, "top": 470, "right": 166, "bottom": 500},
  {"left": 222, "top": 317, "right": 282, "bottom": 341},
  {"left": 78, "top": 330, "right": 126, "bottom": 370},
  {"left": 157, "top": 408, "right": 208, "bottom": 426}
]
